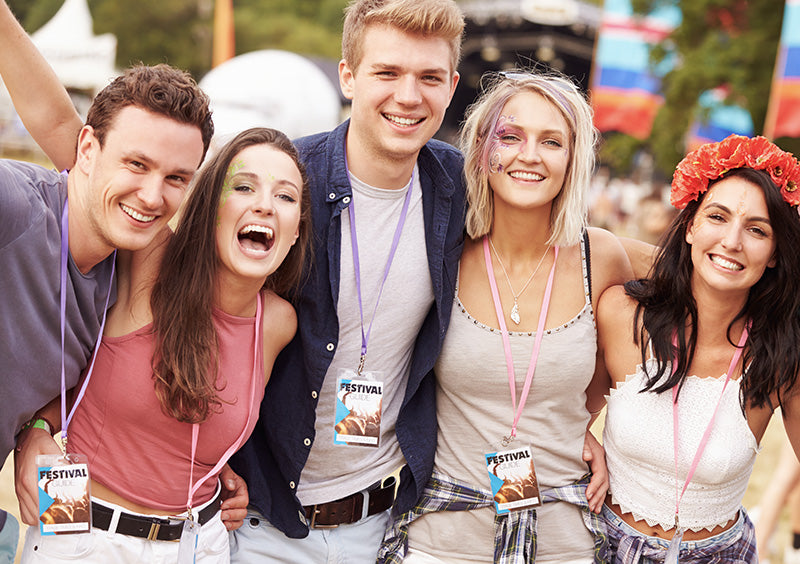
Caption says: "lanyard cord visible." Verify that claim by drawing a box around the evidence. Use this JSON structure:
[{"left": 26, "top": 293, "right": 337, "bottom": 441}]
[
  {"left": 670, "top": 323, "right": 749, "bottom": 523},
  {"left": 185, "top": 292, "right": 263, "bottom": 513},
  {"left": 483, "top": 236, "right": 559, "bottom": 442},
  {"left": 59, "top": 199, "right": 116, "bottom": 447}
]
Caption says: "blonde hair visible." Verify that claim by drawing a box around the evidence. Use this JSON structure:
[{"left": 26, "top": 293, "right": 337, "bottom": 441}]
[
  {"left": 341, "top": 0, "right": 464, "bottom": 74},
  {"left": 459, "top": 71, "right": 598, "bottom": 246}
]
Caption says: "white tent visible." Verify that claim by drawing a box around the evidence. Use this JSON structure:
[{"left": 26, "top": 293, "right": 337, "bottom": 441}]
[
  {"left": 200, "top": 49, "right": 342, "bottom": 149},
  {"left": 31, "top": 0, "right": 117, "bottom": 92}
]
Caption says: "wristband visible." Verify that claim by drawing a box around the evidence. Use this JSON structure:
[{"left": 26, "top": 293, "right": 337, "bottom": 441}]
[{"left": 20, "top": 416, "right": 54, "bottom": 436}]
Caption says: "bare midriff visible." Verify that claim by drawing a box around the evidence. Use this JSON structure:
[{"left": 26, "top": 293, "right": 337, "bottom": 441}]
[
  {"left": 605, "top": 496, "right": 736, "bottom": 540},
  {"left": 91, "top": 479, "right": 185, "bottom": 517}
]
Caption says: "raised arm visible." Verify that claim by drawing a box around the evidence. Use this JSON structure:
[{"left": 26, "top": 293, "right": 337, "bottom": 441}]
[{"left": 0, "top": 0, "right": 82, "bottom": 170}]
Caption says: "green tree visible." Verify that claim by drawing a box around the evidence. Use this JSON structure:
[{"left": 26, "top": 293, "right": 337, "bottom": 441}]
[{"left": 601, "top": 0, "right": 784, "bottom": 177}]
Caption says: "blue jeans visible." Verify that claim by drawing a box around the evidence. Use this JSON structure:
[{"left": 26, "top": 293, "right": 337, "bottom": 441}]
[
  {"left": 0, "top": 511, "right": 19, "bottom": 564},
  {"left": 230, "top": 507, "right": 391, "bottom": 564}
]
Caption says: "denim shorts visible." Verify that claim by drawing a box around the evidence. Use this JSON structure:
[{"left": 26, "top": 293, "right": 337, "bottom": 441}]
[{"left": 601, "top": 504, "right": 757, "bottom": 563}]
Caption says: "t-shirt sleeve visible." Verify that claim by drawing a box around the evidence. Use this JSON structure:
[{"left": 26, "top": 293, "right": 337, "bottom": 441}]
[{"left": 0, "top": 160, "right": 53, "bottom": 249}]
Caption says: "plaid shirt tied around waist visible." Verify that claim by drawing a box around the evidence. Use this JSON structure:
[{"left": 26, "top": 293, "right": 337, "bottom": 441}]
[{"left": 378, "top": 471, "right": 609, "bottom": 564}]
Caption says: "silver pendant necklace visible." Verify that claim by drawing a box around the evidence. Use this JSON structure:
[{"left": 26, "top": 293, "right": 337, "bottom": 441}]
[{"left": 488, "top": 236, "right": 550, "bottom": 325}]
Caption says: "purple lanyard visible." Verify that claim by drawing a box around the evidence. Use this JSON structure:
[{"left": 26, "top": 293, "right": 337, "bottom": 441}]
[
  {"left": 483, "top": 236, "right": 559, "bottom": 444},
  {"left": 59, "top": 200, "right": 116, "bottom": 446},
  {"left": 345, "top": 162, "right": 414, "bottom": 374}
]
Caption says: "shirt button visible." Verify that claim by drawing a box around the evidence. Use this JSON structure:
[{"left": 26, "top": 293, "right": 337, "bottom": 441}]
[
  {"left": 343, "top": 196, "right": 351, "bottom": 204},
  {"left": 328, "top": 192, "right": 336, "bottom": 200},
  {"left": 304, "top": 438, "right": 312, "bottom": 446},
  {"left": 289, "top": 481, "right": 296, "bottom": 489},
  {"left": 326, "top": 343, "right": 335, "bottom": 352},
  {"left": 311, "top": 391, "right": 318, "bottom": 399}
]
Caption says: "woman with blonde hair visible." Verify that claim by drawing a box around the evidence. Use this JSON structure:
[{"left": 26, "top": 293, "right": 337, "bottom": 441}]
[{"left": 379, "top": 70, "right": 632, "bottom": 563}]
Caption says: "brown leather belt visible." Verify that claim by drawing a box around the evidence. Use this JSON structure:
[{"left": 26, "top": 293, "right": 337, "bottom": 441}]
[
  {"left": 304, "top": 476, "right": 396, "bottom": 528},
  {"left": 91, "top": 489, "right": 222, "bottom": 541}
]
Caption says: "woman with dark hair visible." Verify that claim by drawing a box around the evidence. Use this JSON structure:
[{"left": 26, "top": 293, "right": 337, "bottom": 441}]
[
  {"left": 598, "top": 135, "right": 800, "bottom": 562},
  {"left": 14, "top": 127, "right": 311, "bottom": 563}
]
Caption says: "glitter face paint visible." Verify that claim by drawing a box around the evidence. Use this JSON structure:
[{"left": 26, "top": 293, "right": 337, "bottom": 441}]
[{"left": 488, "top": 115, "right": 527, "bottom": 174}]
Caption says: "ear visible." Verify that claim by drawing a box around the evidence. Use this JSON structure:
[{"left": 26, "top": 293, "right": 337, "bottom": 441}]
[
  {"left": 75, "top": 125, "right": 98, "bottom": 175},
  {"left": 447, "top": 71, "right": 460, "bottom": 104},
  {"left": 685, "top": 218, "right": 695, "bottom": 245},
  {"left": 339, "top": 59, "right": 355, "bottom": 101},
  {"left": 768, "top": 253, "right": 777, "bottom": 269}
]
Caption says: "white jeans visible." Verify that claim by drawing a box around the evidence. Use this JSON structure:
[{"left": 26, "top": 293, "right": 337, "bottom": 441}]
[
  {"left": 20, "top": 499, "right": 229, "bottom": 564},
  {"left": 229, "top": 507, "right": 391, "bottom": 564}
]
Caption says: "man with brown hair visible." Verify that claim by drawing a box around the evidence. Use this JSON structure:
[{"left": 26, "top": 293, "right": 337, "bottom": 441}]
[
  {"left": 0, "top": 62, "right": 213, "bottom": 465},
  {"left": 228, "top": 0, "right": 466, "bottom": 561}
]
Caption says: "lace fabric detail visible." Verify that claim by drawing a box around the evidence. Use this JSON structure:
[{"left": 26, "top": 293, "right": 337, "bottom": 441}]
[{"left": 604, "top": 362, "right": 759, "bottom": 532}]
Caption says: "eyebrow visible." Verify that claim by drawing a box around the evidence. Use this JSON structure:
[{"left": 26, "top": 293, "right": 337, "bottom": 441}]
[
  {"left": 703, "top": 202, "right": 771, "bottom": 224},
  {"left": 230, "top": 170, "right": 300, "bottom": 191},
  {"left": 370, "top": 63, "right": 450, "bottom": 76},
  {"left": 126, "top": 151, "right": 196, "bottom": 178}
]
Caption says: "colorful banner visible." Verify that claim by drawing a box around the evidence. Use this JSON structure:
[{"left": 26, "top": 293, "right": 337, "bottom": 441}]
[
  {"left": 686, "top": 87, "right": 754, "bottom": 151},
  {"left": 590, "top": 0, "right": 681, "bottom": 139},
  {"left": 764, "top": 0, "right": 800, "bottom": 139}
]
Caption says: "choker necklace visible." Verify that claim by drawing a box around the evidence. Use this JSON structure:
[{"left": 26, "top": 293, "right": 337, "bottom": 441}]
[{"left": 488, "top": 236, "right": 550, "bottom": 325}]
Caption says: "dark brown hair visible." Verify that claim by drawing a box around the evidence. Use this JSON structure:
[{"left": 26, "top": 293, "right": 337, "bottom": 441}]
[
  {"left": 149, "top": 128, "right": 311, "bottom": 423},
  {"left": 86, "top": 64, "right": 214, "bottom": 160}
]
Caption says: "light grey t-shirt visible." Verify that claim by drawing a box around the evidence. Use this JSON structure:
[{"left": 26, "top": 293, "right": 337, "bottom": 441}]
[
  {"left": 0, "top": 160, "right": 115, "bottom": 464},
  {"left": 298, "top": 166, "right": 433, "bottom": 505}
]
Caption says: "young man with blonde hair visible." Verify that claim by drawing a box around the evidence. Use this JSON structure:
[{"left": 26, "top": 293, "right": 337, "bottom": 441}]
[{"left": 229, "top": 0, "right": 466, "bottom": 561}]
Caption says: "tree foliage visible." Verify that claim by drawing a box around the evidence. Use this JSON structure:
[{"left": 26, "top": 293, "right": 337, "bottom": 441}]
[
  {"left": 602, "top": 0, "right": 784, "bottom": 177},
  {"left": 7, "top": 0, "right": 347, "bottom": 80}
]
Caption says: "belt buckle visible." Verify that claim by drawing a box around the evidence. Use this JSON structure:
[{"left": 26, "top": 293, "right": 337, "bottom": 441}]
[
  {"left": 309, "top": 505, "right": 339, "bottom": 529},
  {"left": 146, "top": 521, "right": 162, "bottom": 540}
]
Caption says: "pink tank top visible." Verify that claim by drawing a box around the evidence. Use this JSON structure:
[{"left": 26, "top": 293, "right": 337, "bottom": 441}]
[{"left": 69, "top": 303, "right": 265, "bottom": 511}]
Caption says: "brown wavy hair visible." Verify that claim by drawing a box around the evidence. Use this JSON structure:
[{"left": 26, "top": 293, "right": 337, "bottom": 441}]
[
  {"left": 149, "top": 128, "right": 311, "bottom": 423},
  {"left": 86, "top": 63, "right": 214, "bottom": 161}
]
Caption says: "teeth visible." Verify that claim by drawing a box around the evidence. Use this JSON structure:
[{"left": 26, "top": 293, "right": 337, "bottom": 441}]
[
  {"left": 509, "top": 171, "right": 544, "bottom": 181},
  {"left": 121, "top": 204, "right": 156, "bottom": 223},
  {"left": 239, "top": 225, "right": 274, "bottom": 238},
  {"left": 710, "top": 255, "right": 743, "bottom": 271},
  {"left": 385, "top": 114, "right": 422, "bottom": 126}
]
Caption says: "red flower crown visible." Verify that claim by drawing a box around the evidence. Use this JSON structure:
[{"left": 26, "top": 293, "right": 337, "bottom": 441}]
[{"left": 671, "top": 134, "right": 800, "bottom": 209}]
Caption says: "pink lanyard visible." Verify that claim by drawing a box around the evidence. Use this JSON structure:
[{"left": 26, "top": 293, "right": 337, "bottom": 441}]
[
  {"left": 670, "top": 323, "right": 749, "bottom": 525},
  {"left": 184, "top": 292, "right": 263, "bottom": 516},
  {"left": 482, "top": 236, "right": 559, "bottom": 444}
]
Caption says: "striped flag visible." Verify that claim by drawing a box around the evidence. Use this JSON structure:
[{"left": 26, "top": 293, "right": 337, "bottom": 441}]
[
  {"left": 590, "top": 0, "right": 681, "bottom": 139},
  {"left": 686, "top": 87, "right": 754, "bottom": 151},
  {"left": 764, "top": 0, "right": 800, "bottom": 139}
]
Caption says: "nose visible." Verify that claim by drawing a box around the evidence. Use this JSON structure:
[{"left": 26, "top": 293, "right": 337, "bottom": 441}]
[
  {"left": 395, "top": 75, "right": 422, "bottom": 106},
  {"left": 721, "top": 222, "right": 744, "bottom": 251},
  {"left": 136, "top": 175, "right": 165, "bottom": 209},
  {"left": 517, "top": 141, "right": 542, "bottom": 164},
  {"left": 253, "top": 191, "right": 275, "bottom": 215}
]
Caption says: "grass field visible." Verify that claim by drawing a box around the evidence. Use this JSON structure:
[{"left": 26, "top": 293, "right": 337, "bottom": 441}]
[{"left": 0, "top": 413, "right": 792, "bottom": 563}]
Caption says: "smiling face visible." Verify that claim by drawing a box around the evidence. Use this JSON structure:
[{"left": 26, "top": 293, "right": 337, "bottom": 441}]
[
  {"left": 77, "top": 105, "right": 204, "bottom": 254},
  {"left": 339, "top": 23, "right": 459, "bottom": 177},
  {"left": 686, "top": 175, "right": 776, "bottom": 298},
  {"left": 487, "top": 90, "right": 570, "bottom": 217},
  {"left": 215, "top": 143, "right": 303, "bottom": 287}
]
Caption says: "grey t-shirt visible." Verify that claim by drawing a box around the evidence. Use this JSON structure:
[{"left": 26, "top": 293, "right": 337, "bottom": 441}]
[{"left": 0, "top": 160, "right": 115, "bottom": 464}]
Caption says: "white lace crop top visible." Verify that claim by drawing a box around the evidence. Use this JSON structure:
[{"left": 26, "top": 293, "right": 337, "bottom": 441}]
[{"left": 604, "top": 359, "right": 759, "bottom": 531}]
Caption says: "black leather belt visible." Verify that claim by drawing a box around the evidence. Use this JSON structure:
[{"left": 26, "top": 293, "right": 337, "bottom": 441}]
[
  {"left": 91, "top": 490, "right": 222, "bottom": 541},
  {"left": 304, "top": 476, "right": 396, "bottom": 528}
]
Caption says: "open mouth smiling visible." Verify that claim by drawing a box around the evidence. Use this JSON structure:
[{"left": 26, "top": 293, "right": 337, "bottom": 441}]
[
  {"left": 509, "top": 171, "right": 545, "bottom": 181},
  {"left": 709, "top": 254, "right": 743, "bottom": 271},
  {"left": 384, "top": 113, "right": 423, "bottom": 127},
  {"left": 238, "top": 224, "right": 275, "bottom": 253},
  {"left": 120, "top": 203, "right": 156, "bottom": 223}
]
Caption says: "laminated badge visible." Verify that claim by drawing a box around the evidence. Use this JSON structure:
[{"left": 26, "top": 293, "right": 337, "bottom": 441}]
[
  {"left": 485, "top": 446, "right": 542, "bottom": 514},
  {"left": 334, "top": 373, "right": 383, "bottom": 447},
  {"left": 36, "top": 453, "right": 91, "bottom": 534}
]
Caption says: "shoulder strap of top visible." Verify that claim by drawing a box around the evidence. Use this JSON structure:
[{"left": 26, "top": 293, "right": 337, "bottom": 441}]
[{"left": 581, "top": 229, "right": 592, "bottom": 306}]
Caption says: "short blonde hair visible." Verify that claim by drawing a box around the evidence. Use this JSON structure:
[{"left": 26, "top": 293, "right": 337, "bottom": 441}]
[
  {"left": 459, "top": 71, "right": 598, "bottom": 247},
  {"left": 341, "top": 0, "right": 464, "bottom": 74}
]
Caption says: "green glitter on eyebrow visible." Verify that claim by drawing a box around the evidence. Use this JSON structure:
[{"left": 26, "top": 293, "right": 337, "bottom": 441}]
[{"left": 217, "top": 159, "right": 244, "bottom": 226}]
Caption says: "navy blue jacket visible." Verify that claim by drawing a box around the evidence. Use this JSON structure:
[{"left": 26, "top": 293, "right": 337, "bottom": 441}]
[{"left": 230, "top": 120, "right": 465, "bottom": 538}]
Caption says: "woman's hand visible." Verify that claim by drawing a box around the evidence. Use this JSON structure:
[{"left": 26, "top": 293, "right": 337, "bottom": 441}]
[
  {"left": 582, "top": 430, "right": 608, "bottom": 514},
  {"left": 14, "top": 428, "right": 62, "bottom": 525}
]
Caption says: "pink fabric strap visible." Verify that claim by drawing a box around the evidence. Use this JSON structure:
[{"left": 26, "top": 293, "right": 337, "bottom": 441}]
[
  {"left": 670, "top": 323, "right": 749, "bottom": 522},
  {"left": 483, "top": 236, "right": 559, "bottom": 440},
  {"left": 186, "top": 292, "right": 264, "bottom": 511}
]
